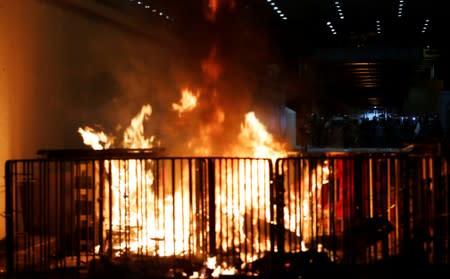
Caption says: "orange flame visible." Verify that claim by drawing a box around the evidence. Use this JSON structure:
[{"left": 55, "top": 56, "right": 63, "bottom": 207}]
[
  {"left": 123, "top": 104, "right": 154, "bottom": 148},
  {"left": 172, "top": 88, "right": 199, "bottom": 116},
  {"left": 234, "top": 111, "right": 287, "bottom": 160},
  {"left": 205, "top": 0, "right": 236, "bottom": 22},
  {"left": 78, "top": 91, "right": 330, "bottom": 273},
  {"left": 77, "top": 126, "right": 113, "bottom": 150},
  {"left": 75, "top": 0, "right": 330, "bottom": 273}
]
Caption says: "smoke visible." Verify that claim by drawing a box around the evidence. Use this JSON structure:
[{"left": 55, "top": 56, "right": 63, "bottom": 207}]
[
  {"left": 157, "top": 0, "right": 289, "bottom": 155},
  {"left": 64, "top": 0, "right": 290, "bottom": 156},
  {"left": 4, "top": 0, "right": 289, "bottom": 157}
]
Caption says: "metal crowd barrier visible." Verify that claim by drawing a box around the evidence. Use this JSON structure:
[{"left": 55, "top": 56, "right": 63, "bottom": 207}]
[{"left": 4, "top": 151, "right": 449, "bottom": 275}]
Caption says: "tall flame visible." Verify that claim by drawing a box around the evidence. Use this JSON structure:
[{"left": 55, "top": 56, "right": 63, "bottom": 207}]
[
  {"left": 77, "top": 87, "right": 330, "bottom": 275},
  {"left": 73, "top": 0, "right": 333, "bottom": 275},
  {"left": 123, "top": 104, "right": 153, "bottom": 148}
]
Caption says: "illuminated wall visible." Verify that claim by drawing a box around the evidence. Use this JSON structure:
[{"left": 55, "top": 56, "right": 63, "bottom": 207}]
[{"left": 0, "top": 0, "right": 178, "bottom": 240}]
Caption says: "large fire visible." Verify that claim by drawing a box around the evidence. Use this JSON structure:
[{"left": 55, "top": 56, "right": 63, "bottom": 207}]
[
  {"left": 77, "top": 2, "right": 328, "bottom": 272},
  {"left": 78, "top": 87, "right": 330, "bottom": 275},
  {"left": 78, "top": 88, "right": 288, "bottom": 256}
]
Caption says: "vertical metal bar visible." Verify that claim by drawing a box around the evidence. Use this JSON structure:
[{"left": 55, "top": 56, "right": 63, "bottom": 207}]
[
  {"left": 430, "top": 157, "right": 437, "bottom": 263},
  {"left": 188, "top": 159, "right": 193, "bottom": 257},
  {"left": 208, "top": 158, "right": 216, "bottom": 256},
  {"left": 275, "top": 160, "right": 284, "bottom": 254},
  {"left": 171, "top": 159, "right": 176, "bottom": 256},
  {"left": 444, "top": 158, "right": 450, "bottom": 264},
  {"left": 386, "top": 158, "right": 392, "bottom": 258},
  {"left": 394, "top": 158, "right": 400, "bottom": 255},
  {"left": 75, "top": 161, "right": 81, "bottom": 268},
  {"left": 108, "top": 160, "right": 113, "bottom": 259},
  {"left": 90, "top": 160, "right": 96, "bottom": 265},
  {"left": 98, "top": 160, "right": 104, "bottom": 262},
  {"left": 329, "top": 157, "right": 336, "bottom": 261},
  {"left": 60, "top": 161, "right": 67, "bottom": 268},
  {"left": 5, "top": 161, "right": 15, "bottom": 275},
  {"left": 369, "top": 158, "right": 374, "bottom": 219},
  {"left": 44, "top": 161, "right": 50, "bottom": 271}
]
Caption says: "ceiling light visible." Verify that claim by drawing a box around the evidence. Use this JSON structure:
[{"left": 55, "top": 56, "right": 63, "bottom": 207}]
[
  {"left": 334, "top": 1, "right": 344, "bottom": 20},
  {"left": 376, "top": 19, "right": 382, "bottom": 34},
  {"left": 128, "top": 0, "right": 174, "bottom": 21},
  {"left": 421, "top": 18, "right": 430, "bottom": 34},
  {"left": 397, "top": 0, "right": 405, "bottom": 17},
  {"left": 326, "top": 21, "right": 337, "bottom": 35},
  {"left": 266, "top": 1, "right": 287, "bottom": 21}
]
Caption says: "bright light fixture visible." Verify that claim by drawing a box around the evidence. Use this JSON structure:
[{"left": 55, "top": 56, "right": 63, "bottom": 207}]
[
  {"left": 266, "top": 0, "right": 287, "bottom": 20},
  {"left": 334, "top": 1, "right": 344, "bottom": 20},
  {"left": 397, "top": 0, "right": 405, "bottom": 17}
]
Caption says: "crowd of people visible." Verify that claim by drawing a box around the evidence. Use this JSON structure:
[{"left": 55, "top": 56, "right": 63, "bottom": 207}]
[{"left": 299, "top": 112, "right": 445, "bottom": 148}]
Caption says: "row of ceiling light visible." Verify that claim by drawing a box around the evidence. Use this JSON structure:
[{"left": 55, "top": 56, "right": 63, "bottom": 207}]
[
  {"left": 266, "top": 0, "right": 287, "bottom": 20},
  {"left": 327, "top": 18, "right": 431, "bottom": 36},
  {"left": 127, "top": 0, "right": 173, "bottom": 21},
  {"left": 326, "top": 21, "right": 337, "bottom": 35},
  {"left": 334, "top": 1, "right": 344, "bottom": 20},
  {"left": 376, "top": 20, "right": 381, "bottom": 35},
  {"left": 326, "top": 0, "right": 431, "bottom": 37},
  {"left": 397, "top": 0, "right": 405, "bottom": 18},
  {"left": 326, "top": 1, "right": 344, "bottom": 35}
]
